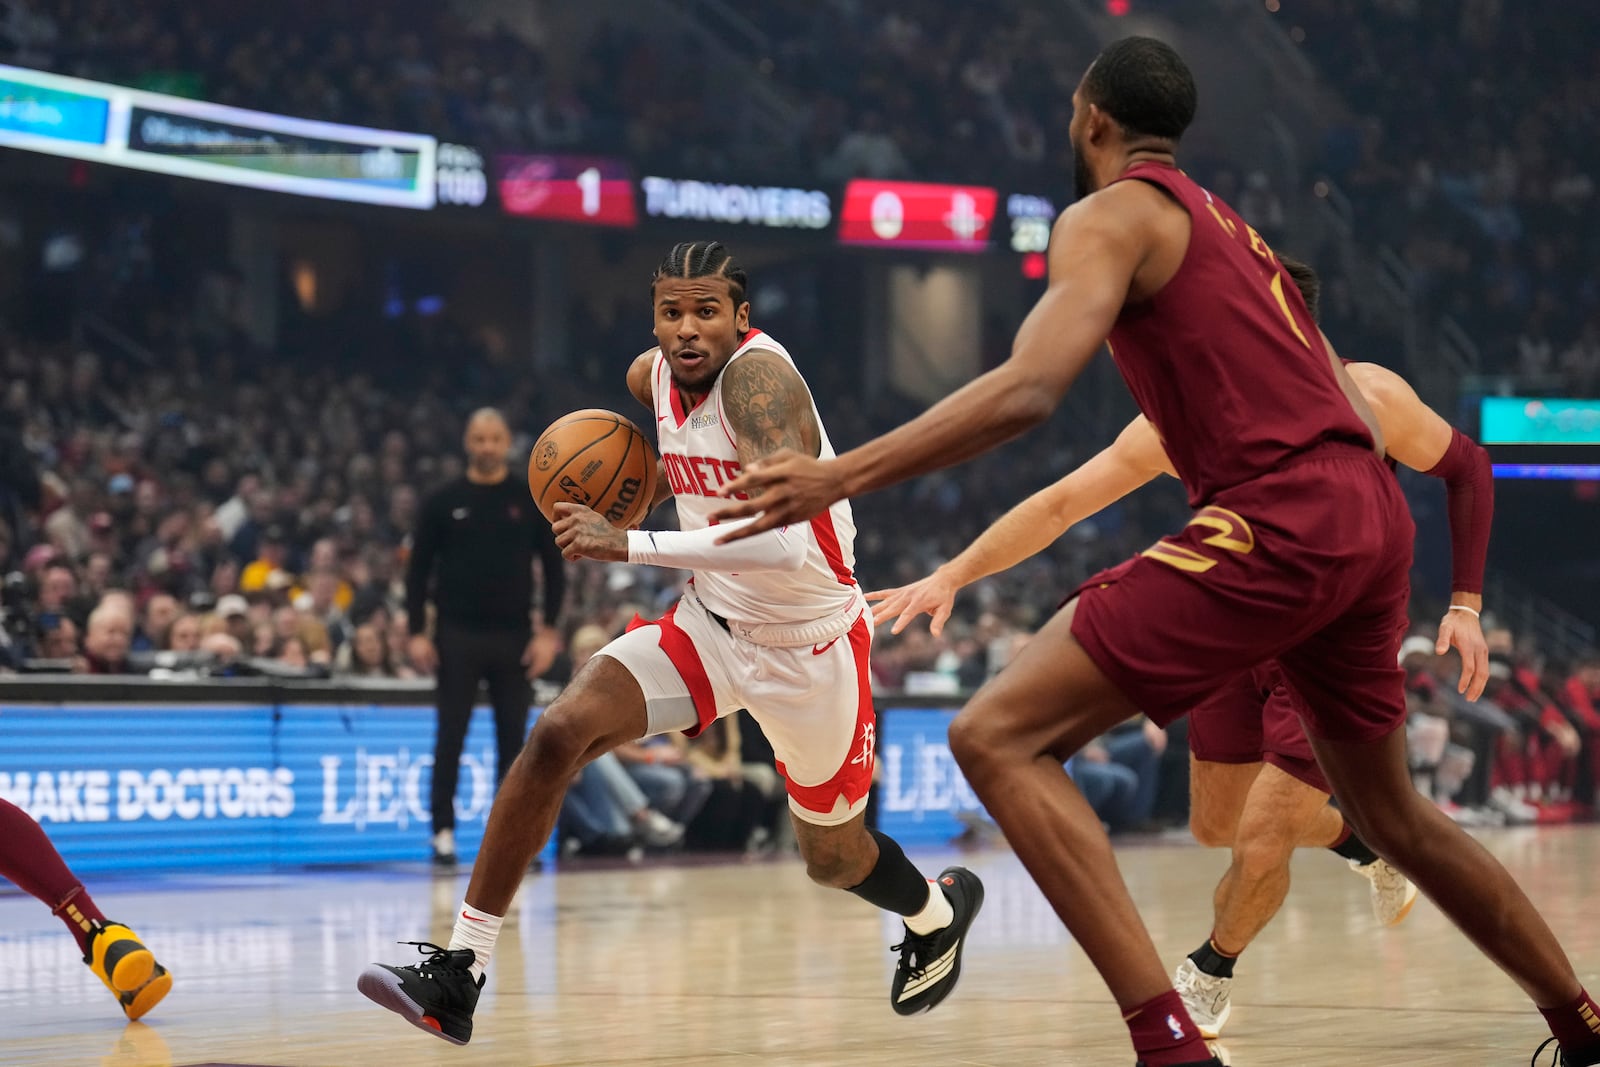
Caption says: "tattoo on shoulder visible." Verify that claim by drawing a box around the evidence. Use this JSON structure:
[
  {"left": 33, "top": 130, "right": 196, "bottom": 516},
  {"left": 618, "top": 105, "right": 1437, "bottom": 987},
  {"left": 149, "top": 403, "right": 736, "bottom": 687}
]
[{"left": 721, "top": 351, "right": 820, "bottom": 462}]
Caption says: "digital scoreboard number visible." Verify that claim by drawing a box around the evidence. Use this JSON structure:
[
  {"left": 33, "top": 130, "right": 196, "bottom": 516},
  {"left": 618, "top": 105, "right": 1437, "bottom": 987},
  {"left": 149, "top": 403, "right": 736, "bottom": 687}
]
[
  {"left": 1006, "top": 194, "right": 1056, "bottom": 254},
  {"left": 497, "top": 154, "right": 638, "bottom": 227}
]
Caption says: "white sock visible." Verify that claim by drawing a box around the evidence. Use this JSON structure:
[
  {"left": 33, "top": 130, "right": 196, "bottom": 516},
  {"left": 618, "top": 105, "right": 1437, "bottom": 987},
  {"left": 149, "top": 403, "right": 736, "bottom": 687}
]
[
  {"left": 903, "top": 879, "right": 955, "bottom": 935},
  {"left": 447, "top": 902, "right": 504, "bottom": 981}
]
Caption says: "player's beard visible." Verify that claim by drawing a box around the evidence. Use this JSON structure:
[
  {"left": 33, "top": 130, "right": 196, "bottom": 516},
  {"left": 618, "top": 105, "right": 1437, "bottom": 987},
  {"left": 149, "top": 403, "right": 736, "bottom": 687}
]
[
  {"left": 469, "top": 454, "right": 505, "bottom": 479},
  {"left": 1072, "top": 143, "right": 1094, "bottom": 200},
  {"left": 667, "top": 352, "right": 724, "bottom": 397}
]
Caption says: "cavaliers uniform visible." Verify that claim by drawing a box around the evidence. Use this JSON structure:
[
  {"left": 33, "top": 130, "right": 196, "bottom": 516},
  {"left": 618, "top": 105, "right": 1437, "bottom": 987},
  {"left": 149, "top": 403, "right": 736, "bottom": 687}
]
[
  {"left": 599, "top": 328, "right": 877, "bottom": 825},
  {"left": 1183, "top": 382, "right": 1403, "bottom": 791},
  {"left": 1069, "top": 161, "right": 1414, "bottom": 745},
  {"left": 1186, "top": 665, "right": 1330, "bottom": 791}
]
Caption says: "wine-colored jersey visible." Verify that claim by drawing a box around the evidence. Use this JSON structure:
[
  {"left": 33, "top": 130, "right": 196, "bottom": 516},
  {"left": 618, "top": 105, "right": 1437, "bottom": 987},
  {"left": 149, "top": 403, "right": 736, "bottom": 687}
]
[{"left": 1105, "top": 161, "right": 1374, "bottom": 506}]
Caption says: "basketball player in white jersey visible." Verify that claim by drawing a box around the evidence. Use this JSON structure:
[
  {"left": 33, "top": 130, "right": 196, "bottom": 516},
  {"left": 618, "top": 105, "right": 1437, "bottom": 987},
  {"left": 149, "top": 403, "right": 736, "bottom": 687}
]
[{"left": 358, "top": 241, "right": 984, "bottom": 1046}]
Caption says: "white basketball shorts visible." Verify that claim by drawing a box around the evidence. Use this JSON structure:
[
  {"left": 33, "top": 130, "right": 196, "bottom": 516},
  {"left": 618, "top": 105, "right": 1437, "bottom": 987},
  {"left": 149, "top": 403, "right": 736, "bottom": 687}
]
[{"left": 596, "top": 591, "right": 876, "bottom": 827}]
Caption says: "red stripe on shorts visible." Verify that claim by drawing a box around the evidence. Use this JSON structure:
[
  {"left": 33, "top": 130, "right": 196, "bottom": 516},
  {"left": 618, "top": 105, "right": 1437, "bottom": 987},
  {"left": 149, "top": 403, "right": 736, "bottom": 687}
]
[
  {"left": 650, "top": 603, "right": 719, "bottom": 738},
  {"left": 779, "top": 614, "right": 876, "bottom": 816}
]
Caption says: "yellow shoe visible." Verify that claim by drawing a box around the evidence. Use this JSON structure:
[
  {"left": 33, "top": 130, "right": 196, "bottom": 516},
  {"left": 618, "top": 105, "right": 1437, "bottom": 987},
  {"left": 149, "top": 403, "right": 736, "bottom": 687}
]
[
  {"left": 85, "top": 922, "right": 170, "bottom": 1019},
  {"left": 119, "top": 965, "right": 172, "bottom": 1021}
]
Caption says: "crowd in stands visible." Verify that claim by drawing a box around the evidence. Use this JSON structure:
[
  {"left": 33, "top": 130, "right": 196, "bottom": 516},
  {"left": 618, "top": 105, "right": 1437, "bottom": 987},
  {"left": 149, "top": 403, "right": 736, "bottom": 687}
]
[
  {"left": 1402, "top": 629, "right": 1600, "bottom": 828},
  {"left": 1299, "top": 0, "right": 1600, "bottom": 391},
  {"left": 2, "top": 313, "right": 1594, "bottom": 841},
  {"left": 1, "top": 0, "right": 1083, "bottom": 190}
]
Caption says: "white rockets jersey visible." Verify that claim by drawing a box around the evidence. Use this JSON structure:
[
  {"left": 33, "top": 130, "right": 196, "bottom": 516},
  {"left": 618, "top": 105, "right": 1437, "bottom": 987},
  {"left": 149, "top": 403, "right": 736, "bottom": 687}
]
[{"left": 650, "top": 328, "right": 859, "bottom": 624}]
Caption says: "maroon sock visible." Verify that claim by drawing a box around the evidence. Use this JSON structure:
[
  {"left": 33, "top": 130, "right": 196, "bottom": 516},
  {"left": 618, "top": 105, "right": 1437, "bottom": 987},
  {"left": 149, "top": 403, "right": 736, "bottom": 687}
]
[
  {"left": 1124, "top": 989, "right": 1213, "bottom": 1066},
  {"left": 1540, "top": 988, "right": 1600, "bottom": 1062},
  {"left": 0, "top": 798, "right": 106, "bottom": 954}
]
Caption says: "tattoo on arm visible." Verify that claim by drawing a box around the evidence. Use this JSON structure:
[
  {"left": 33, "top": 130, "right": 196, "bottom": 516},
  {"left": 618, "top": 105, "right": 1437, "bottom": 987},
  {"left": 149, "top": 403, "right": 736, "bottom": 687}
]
[{"left": 721, "top": 352, "right": 820, "bottom": 471}]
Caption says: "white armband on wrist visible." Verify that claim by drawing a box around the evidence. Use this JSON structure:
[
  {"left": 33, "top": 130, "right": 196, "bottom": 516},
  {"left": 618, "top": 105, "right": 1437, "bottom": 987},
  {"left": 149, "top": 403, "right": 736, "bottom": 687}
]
[{"left": 626, "top": 520, "right": 808, "bottom": 573}]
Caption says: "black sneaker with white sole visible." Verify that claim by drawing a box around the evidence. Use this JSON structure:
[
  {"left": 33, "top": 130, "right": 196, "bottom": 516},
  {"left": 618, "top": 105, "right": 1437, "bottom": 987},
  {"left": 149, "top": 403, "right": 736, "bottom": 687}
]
[
  {"left": 889, "top": 866, "right": 984, "bottom": 1016},
  {"left": 358, "top": 942, "right": 483, "bottom": 1045}
]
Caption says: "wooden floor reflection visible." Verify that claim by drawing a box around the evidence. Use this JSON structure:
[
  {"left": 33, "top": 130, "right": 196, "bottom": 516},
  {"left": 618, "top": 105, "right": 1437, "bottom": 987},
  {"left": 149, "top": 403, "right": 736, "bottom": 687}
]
[{"left": 2, "top": 827, "right": 1596, "bottom": 1066}]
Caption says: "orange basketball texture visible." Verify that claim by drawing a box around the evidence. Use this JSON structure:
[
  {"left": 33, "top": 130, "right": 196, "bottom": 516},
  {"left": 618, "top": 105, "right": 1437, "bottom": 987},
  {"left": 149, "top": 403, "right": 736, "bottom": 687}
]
[{"left": 528, "top": 409, "right": 659, "bottom": 528}]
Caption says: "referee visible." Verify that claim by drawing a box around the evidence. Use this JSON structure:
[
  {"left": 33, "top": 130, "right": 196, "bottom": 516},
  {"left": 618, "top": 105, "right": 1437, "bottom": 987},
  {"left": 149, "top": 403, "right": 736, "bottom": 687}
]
[{"left": 406, "top": 408, "right": 566, "bottom": 865}]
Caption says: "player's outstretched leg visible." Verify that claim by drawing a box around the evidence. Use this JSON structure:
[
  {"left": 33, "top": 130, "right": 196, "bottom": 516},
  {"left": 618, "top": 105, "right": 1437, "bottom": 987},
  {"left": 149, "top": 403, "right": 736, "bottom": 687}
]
[
  {"left": 1311, "top": 728, "right": 1600, "bottom": 1066},
  {"left": 1177, "top": 762, "right": 1341, "bottom": 1037},
  {"left": 0, "top": 798, "right": 171, "bottom": 1020},
  {"left": 359, "top": 655, "right": 650, "bottom": 1044},
  {"left": 947, "top": 604, "right": 1220, "bottom": 1067},
  {"left": 791, "top": 813, "right": 983, "bottom": 1015}
]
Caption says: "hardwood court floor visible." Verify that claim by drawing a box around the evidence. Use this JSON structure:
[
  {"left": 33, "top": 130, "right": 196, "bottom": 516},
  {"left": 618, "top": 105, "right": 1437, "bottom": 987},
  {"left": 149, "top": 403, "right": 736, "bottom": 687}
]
[{"left": 2, "top": 827, "right": 1597, "bottom": 1066}]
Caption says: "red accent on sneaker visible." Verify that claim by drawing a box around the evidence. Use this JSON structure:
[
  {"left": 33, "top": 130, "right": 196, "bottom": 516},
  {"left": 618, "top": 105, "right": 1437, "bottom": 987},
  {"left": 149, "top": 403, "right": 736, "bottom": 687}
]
[{"left": 421, "top": 1016, "right": 443, "bottom": 1032}]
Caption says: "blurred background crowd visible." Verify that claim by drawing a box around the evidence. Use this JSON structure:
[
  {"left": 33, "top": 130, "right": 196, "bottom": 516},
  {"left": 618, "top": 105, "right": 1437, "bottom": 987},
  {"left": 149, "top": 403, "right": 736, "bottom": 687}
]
[{"left": 1, "top": 0, "right": 1596, "bottom": 852}]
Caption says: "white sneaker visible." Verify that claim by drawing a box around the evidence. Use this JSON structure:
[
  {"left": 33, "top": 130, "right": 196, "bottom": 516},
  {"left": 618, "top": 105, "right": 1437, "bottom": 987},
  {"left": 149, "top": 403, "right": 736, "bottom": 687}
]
[
  {"left": 1350, "top": 858, "right": 1418, "bottom": 926},
  {"left": 1173, "top": 957, "right": 1232, "bottom": 1038},
  {"left": 1489, "top": 786, "right": 1540, "bottom": 825},
  {"left": 1447, "top": 804, "right": 1505, "bottom": 827},
  {"left": 431, "top": 828, "right": 457, "bottom": 866},
  {"left": 635, "top": 810, "right": 685, "bottom": 848}
]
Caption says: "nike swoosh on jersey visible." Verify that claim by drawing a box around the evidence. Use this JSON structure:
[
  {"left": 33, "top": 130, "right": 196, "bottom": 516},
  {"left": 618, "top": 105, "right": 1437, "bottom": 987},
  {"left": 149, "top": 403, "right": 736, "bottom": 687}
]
[{"left": 811, "top": 637, "right": 841, "bottom": 655}]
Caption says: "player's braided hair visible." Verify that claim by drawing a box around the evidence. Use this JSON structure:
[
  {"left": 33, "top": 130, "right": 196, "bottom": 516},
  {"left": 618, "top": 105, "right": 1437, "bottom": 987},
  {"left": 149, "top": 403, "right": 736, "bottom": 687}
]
[
  {"left": 650, "top": 241, "right": 748, "bottom": 306},
  {"left": 1082, "top": 36, "right": 1197, "bottom": 142}
]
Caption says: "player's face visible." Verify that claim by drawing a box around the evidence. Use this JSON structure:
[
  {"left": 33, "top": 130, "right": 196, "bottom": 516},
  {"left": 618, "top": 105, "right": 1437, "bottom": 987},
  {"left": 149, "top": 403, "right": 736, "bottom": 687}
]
[{"left": 653, "top": 276, "right": 750, "bottom": 395}]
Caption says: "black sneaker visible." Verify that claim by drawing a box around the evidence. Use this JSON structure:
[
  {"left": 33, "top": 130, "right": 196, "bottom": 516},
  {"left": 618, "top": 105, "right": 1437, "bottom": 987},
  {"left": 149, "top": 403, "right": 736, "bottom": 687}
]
[
  {"left": 358, "top": 941, "right": 483, "bottom": 1045},
  {"left": 889, "top": 866, "right": 984, "bottom": 1016},
  {"left": 1534, "top": 1036, "right": 1591, "bottom": 1066}
]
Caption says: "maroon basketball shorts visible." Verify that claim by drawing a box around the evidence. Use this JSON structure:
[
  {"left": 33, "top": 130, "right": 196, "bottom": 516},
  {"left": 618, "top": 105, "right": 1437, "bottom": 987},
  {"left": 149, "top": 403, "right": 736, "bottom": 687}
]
[
  {"left": 1071, "top": 442, "right": 1413, "bottom": 744},
  {"left": 1186, "top": 664, "right": 1332, "bottom": 794}
]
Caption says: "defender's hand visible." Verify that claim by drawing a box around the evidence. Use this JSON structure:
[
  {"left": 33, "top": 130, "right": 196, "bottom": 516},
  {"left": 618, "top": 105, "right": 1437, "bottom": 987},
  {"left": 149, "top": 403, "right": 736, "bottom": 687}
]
[
  {"left": 553, "top": 502, "right": 630, "bottom": 562},
  {"left": 866, "top": 568, "right": 962, "bottom": 637},
  {"left": 710, "top": 450, "right": 847, "bottom": 541},
  {"left": 1437, "top": 608, "right": 1489, "bottom": 701}
]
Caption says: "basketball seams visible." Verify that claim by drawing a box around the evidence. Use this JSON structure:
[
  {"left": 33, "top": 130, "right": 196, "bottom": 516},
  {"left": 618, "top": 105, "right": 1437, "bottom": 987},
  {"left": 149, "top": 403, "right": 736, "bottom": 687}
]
[
  {"left": 589, "top": 425, "right": 633, "bottom": 523},
  {"left": 536, "top": 421, "right": 621, "bottom": 506},
  {"left": 530, "top": 411, "right": 657, "bottom": 526}
]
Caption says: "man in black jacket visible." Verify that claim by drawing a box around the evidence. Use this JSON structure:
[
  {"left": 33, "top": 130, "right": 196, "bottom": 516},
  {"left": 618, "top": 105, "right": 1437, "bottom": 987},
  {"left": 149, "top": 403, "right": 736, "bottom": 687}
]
[{"left": 406, "top": 408, "right": 566, "bottom": 865}]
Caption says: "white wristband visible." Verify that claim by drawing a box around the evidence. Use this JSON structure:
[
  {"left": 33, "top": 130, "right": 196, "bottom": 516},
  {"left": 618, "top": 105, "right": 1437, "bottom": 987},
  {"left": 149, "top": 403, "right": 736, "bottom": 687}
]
[{"left": 1447, "top": 604, "right": 1481, "bottom": 619}]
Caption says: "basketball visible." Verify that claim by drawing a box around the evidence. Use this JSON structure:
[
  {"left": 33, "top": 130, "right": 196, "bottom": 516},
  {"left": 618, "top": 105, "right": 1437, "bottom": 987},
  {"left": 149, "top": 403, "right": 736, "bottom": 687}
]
[{"left": 527, "top": 408, "right": 659, "bottom": 528}]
